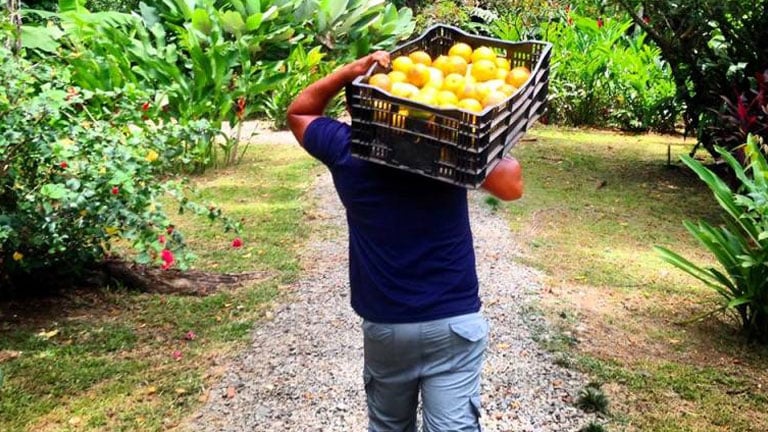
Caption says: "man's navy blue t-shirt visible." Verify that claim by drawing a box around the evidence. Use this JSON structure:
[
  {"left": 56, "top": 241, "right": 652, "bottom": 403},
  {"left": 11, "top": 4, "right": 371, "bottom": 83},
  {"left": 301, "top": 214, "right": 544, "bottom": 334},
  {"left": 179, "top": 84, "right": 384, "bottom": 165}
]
[{"left": 303, "top": 117, "right": 480, "bottom": 324}]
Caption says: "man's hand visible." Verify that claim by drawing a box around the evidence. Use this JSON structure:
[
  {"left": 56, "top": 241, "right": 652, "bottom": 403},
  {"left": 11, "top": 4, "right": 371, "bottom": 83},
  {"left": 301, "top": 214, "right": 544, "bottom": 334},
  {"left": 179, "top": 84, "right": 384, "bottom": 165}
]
[{"left": 345, "top": 51, "right": 391, "bottom": 79}]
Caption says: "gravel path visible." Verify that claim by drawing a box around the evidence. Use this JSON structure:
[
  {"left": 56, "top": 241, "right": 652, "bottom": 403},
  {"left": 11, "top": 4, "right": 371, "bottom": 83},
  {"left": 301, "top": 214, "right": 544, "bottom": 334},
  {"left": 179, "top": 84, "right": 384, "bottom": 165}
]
[{"left": 183, "top": 166, "right": 596, "bottom": 431}]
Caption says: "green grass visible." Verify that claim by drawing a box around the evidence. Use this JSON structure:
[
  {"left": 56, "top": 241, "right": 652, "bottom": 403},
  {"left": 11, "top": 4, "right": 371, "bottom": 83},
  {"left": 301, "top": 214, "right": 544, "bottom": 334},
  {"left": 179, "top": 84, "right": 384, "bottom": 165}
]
[
  {"left": 0, "top": 143, "right": 319, "bottom": 432},
  {"left": 508, "top": 126, "right": 722, "bottom": 292},
  {"left": 504, "top": 126, "right": 768, "bottom": 431}
]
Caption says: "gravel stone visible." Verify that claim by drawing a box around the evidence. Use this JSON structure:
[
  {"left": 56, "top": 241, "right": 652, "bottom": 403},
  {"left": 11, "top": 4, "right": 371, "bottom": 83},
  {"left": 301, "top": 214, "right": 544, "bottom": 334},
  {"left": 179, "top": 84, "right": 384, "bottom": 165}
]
[{"left": 182, "top": 168, "right": 597, "bottom": 431}]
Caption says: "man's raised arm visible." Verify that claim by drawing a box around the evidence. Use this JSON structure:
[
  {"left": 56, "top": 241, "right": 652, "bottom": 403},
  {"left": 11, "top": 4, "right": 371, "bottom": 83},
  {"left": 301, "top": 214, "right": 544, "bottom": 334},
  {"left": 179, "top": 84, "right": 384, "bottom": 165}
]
[{"left": 286, "top": 51, "right": 390, "bottom": 146}]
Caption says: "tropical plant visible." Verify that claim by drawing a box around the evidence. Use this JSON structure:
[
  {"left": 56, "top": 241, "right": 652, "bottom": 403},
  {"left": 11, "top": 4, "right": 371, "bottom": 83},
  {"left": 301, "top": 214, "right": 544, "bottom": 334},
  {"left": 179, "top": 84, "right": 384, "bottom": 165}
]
[
  {"left": 611, "top": 0, "right": 768, "bottom": 157},
  {"left": 713, "top": 69, "right": 768, "bottom": 152},
  {"left": 0, "top": 45, "right": 238, "bottom": 295},
  {"left": 256, "top": 44, "right": 334, "bottom": 130},
  {"left": 656, "top": 135, "right": 768, "bottom": 343},
  {"left": 521, "top": 11, "right": 677, "bottom": 131},
  {"left": 295, "top": 0, "right": 414, "bottom": 59}
]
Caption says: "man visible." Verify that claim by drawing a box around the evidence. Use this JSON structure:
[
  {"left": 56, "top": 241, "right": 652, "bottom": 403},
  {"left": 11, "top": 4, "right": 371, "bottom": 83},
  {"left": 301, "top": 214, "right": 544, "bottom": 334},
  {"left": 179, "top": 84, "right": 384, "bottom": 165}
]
[{"left": 286, "top": 50, "right": 523, "bottom": 431}]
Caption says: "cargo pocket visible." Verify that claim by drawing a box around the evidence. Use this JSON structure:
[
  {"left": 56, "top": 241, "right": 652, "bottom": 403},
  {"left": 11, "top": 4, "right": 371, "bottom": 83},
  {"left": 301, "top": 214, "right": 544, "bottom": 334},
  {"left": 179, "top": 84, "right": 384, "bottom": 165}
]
[
  {"left": 449, "top": 317, "right": 489, "bottom": 371},
  {"left": 450, "top": 319, "right": 489, "bottom": 343}
]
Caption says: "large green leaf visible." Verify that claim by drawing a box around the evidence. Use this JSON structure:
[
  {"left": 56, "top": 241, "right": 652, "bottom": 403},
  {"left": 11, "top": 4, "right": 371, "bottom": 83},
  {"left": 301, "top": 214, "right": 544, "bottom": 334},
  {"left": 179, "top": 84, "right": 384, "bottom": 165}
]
[
  {"left": 59, "top": 0, "right": 87, "bottom": 13},
  {"left": 191, "top": 9, "right": 212, "bottom": 35},
  {"left": 220, "top": 11, "right": 246, "bottom": 36},
  {"left": 20, "top": 26, "right": 61, "bottom": 53}
]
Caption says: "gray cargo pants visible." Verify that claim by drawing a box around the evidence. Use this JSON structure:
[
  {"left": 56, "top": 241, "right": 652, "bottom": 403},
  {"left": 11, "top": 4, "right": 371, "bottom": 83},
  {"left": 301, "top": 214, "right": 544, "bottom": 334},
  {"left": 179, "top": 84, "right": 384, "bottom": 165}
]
[{"left": 362, "top": 312, "right": 489, "bottom": 432}]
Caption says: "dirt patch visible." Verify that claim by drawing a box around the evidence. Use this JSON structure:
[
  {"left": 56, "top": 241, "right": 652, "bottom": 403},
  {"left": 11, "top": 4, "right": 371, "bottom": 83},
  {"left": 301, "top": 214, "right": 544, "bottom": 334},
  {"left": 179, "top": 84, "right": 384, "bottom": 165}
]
[{"left": 541, "top": 281, "right": 768, "bottom": 371}]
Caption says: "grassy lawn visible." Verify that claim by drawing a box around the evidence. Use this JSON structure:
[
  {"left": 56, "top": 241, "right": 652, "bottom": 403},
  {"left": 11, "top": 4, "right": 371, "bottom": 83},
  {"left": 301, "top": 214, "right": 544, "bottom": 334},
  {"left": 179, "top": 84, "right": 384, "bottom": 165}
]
[
  {"left": 0, "top": 143, "right": 318, "bottom": 432},
  {"left": 506, "top": 126, "right": 768, "bottom": 431}
]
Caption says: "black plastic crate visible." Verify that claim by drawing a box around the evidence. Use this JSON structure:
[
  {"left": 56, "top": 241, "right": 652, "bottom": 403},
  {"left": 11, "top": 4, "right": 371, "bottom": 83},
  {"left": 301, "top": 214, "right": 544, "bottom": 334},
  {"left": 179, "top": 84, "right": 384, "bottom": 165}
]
[{"left": 345, "top": 24, "right": 552, "bottom": 188}]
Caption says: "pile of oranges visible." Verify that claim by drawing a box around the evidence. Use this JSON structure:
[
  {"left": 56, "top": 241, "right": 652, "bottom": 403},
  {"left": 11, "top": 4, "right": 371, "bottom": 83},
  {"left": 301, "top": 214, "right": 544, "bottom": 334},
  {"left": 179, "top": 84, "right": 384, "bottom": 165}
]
[{"left": 367, "top": 42, "right": 532, "bottom": 116}]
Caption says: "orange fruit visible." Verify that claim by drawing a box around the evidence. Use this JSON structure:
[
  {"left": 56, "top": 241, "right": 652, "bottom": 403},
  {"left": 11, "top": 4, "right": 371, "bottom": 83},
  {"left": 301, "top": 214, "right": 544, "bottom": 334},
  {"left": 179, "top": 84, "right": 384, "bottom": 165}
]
[
  {"left": 390, "top": 82, "right": 419, "bottom": 99},
  {"left": 408, "top": 50, "right": 433, "bottom": 66},
  {"left": 446, "top": 55, "right": 468, "bottom": 76},
  {"left": 499, "top": 83, "right": 517, "bottom": 96},
  {"left": 368, "top": 73, "right": 391, "bottom": 92},
  {"left": 458, "top": 98, "right": 483, "bottom": 113},
  {"left": 432, "top": 55, "right": 451, "bottom": 75},
  {"left": 424, "top": 67, "right": 445, "bottom": 89},
  {"left": 436, "top": 90, "right": 459, "bottom": 107},
  {"left": 442, "top": 73, "right": 466, "bottom": 95},
  {"left": 470, "top": 59, "right": 498, "bottom": 82},
  {"left": 406, "top": 63, "right": 431, "bottom": 87},
  {"left": 475, "top": 82, "right": 494, "bottom": 103},
  {"left": 495, "top": 57, "right": 511, "bottom": 71},
  {"left": 392, "top": 56, "right": 414, "bottom": 74},
  {"left": 507, "top": 66, "right": 531, "bottom": 88},
  {"left": 458, "top": 81, "right": 479, "bottom": 100},
  {"left": 448, "top": 42, "right": 473, "bottom": 62},
  {"left": 482, "top": 90, "right": 508, "bottom": 108},
  {"left": 470, "top": 46, "right": 496, "bottom": 63},
  {"left": 388, "top": 70, "right": 407, "bottom": 84}
]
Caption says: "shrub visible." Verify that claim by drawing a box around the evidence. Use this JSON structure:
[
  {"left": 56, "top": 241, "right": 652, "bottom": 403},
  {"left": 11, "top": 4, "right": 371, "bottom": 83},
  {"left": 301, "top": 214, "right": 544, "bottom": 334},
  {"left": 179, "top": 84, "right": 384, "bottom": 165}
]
[
  {"left": 656, "top": 135, "right": 768, "bottom": 343},
  {"left": 713, "top": 69, "right": 768, "bottom": 153},
  {"left": 612, "top": 0, "right": 768, "bottom": 157},
  {"left": 0, "top": 46, "right": 238, "bottom": 295},
  {"left": 500, "top": 11, "right": 678, "bottom": 131},
  {"left": 576, "top": 382, "right": 610, "bottom": 414}
]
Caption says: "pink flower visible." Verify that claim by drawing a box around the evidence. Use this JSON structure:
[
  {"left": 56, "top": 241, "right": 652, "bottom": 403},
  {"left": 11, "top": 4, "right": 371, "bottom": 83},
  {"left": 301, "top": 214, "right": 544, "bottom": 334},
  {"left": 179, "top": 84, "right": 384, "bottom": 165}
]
[
  {"left": 172, "top": 350, "right": 182, "bottom": 361},
  {"left": 111, "top": 186, "right": 119, "bottom": 195},
  {"left": 597, "top": 17, "right": 604, "bottom": 28},
  {"left": 232, "top": 237, "right": 243, "bottom": 248},
  {"left": 158, "top": 234, "right": 166, "bottom": 244},
  {"left": 59, "top": 161, "right": 68, "bottom": 169},
  {"left": 161, "top": 249, "right": 175, "bottom": 270},
  {"left": 184, "top": 331, "right": 197, "bottom": 341}
]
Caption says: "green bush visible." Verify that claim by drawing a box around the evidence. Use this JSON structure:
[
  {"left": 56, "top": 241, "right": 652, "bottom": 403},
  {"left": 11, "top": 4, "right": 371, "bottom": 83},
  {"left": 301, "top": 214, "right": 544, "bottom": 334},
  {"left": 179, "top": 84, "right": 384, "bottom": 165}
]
[
  {"left": 19, "top": 0, "right": 414, "bottom": 163},
  {"left": 656, "top": 135, "right": 768, "bottom": 343},
  {"left": 612, "top": 0, "right": 768, "bottom": 157},
  {"left": 489, "top": 11, "right": 678, "bottom": 131},
  {"left": 0, "top": 46, "right": 237, "bottom": 294}
]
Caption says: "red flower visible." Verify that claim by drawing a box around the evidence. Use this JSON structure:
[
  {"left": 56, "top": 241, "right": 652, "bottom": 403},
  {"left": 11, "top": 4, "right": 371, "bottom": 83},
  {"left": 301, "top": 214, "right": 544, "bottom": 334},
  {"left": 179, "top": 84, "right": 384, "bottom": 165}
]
[
  {"left": 642, "top": 15, "right": 650, "bottom": 24},
  {"left": 142, "top": 102, "right": 151, "bottom": 111},
  {"left": 172, "top": 350, "right": 182, "bottom": 361},
  {"left": 597, "top": 17, "right": 604, "bottom": 28},
  {"left": 161, "top": 249, "right": 175, "bottom": 270},
  {"left": 235, "top": 96, "right": 246, "bottom": 121},
  {"left": 166, "top": 225, "right": 175, "bottom": 234},
  {"left": 59, "top": 161, "right": 68, "bottom": 169},
  {"left": 232, "top": 237, "right": 243, "bottom": 248},
  {"left": 111, "top": 186, "right": 119, "bottom": 195},
  {"left": 158, "top": 235, "right": 166, "bottom": 244}
]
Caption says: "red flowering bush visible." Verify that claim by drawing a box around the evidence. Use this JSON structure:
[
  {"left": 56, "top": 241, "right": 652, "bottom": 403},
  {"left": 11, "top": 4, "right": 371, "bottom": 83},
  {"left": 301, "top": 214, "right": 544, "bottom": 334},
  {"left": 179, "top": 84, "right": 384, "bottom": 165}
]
[
  {"left": 713, "top": 69, "right": 768, "bottom": 151},
  {"left": 0, "top": 47, "right": 239, "bottom": 294}
]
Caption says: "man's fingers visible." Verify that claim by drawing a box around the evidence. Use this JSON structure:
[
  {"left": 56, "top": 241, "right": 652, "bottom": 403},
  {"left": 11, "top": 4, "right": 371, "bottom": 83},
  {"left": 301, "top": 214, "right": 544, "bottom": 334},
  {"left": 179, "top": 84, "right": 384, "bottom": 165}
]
[{"left": 371, "top": 51, "right": 391, "bottom": 68}]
